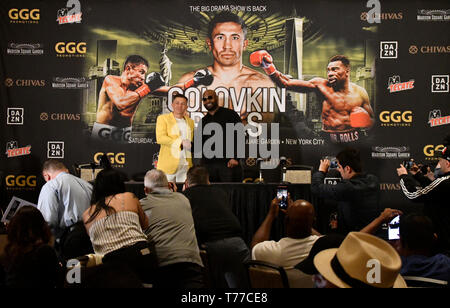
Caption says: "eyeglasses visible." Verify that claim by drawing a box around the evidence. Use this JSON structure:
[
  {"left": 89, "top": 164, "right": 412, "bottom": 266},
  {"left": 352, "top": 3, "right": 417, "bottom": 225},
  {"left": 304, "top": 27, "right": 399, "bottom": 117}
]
[{"left": 202, "top": 96, "right": 213, "bottom": 101}]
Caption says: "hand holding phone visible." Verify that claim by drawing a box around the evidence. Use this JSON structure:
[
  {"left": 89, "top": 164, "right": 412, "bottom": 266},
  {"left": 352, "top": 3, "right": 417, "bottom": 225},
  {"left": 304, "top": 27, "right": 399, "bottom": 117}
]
[
  {"left": 277, "top": 186, "right": 288, "bottom": 209},
  {"left": 388, "top": 215, "right": 400, "bottom": 240}
]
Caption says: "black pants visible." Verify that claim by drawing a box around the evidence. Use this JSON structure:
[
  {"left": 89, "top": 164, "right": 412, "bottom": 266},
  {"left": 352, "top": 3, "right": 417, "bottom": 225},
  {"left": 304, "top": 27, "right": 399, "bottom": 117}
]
[
  {"left": 154, "top": 262, "right": 205, "bottom": 288},
  {"left": 102, "top": 241, "right": 158, "bottom": 285},
  {"left": 57, "top": 222, "right": 93, "bottom": 261},
  {"left": 203, "top": 160, "right": 243, "bottom": 183}
]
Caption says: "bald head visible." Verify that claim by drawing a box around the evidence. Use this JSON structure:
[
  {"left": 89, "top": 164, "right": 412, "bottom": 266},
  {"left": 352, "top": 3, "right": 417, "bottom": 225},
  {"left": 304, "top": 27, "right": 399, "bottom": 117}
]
[
  {"left": 286, "top": 200, "right": 315, "bottom": 239},
  {"left": 202, "top": 90, "right": 219, "bottom": 112}
]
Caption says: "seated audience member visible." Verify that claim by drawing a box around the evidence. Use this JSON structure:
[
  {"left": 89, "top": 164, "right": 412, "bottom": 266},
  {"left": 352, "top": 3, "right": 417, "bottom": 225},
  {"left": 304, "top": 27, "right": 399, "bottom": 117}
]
[
  {"left": 294, "top": 233, "right": 345, "bottom": 277},
  {"left": 252, "top": 197, "right": 321, "bottom": 265},
  {"left": 83, "top": 169, "right": 157, "bottom": 285},
  {"left": 0, "top": 206, "right": 62, "bottom": 288},
  {"left": 140, "top": 169, "right": 204, "bottom": 288},
  {"left": 311, "top": 147, "right": 381, "bottom": 235},
  {"left": 251, "top": 197, "right": 321, "bottom": 287},
  {"left": 313, "top": 232, "right": 407, "bottom": 288},
  {"left": 397, "top": 214, "right": 450, "bottom": 288},
  {"left": 397, "top": 145, "right": 450, "bottom": 255},
  {"left": 183, "top": 166, "right": 250, "bottom": 288},
  {"left": 37, "top": 159, "right": 93, "bottom": 260}
]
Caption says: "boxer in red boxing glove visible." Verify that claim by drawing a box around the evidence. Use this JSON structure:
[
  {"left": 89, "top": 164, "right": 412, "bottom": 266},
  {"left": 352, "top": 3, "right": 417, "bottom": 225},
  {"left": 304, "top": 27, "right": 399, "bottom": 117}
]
[
  {"left": 93, "top": 55, "right": 165, "bottom": 143},
  {"left": 251, "top": 52, "right": 374, "bottom": 142}
]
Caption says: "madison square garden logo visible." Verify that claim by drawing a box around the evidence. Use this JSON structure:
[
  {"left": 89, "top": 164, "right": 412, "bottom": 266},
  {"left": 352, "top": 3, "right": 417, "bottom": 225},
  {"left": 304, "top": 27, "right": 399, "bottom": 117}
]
[{"left": 7, "top": 43, "right": 44, "bottom": 55}]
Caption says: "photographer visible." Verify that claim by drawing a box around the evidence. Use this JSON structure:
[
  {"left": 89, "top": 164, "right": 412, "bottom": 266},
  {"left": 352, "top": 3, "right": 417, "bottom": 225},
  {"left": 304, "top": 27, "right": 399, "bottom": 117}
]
[
  {"left": 311, "top": 147, "right": 381, "bottom": 235},
  {"left": 397, "top": 145, "right": 450, "bottom": 255}
]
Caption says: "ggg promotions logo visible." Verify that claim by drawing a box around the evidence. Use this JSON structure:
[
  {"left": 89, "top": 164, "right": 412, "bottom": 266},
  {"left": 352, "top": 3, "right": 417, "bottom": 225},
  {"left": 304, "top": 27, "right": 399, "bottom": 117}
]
[
  {"left": 431, "top": 75, "right": 449, "bottom": 93},
  {"left": 379, "top": 111, "right": 413, "bottom": 127},
  {"left": 380, "top": 41, "right": 398, "bottom": 59},
  {"left": 5, "top": 141, "right": 31, "bottom": 158},
  {"left": 55, "top": 42, "right": 86, "bottom": 57},
  {"left": 5, "top": 175, "right": 37, "bottom": 190},
  {"left": 8, "top": 8, "right": 40, "bottom": 24},
  {"left": 94, "top": 152, "right": 125, "bottom": 167},
  {"left": 57, "top": 0, "right": 82, "bottom": 25},
  {"left": 387, "top": 76, "right": 415, "bottom": 93},
  {"left": 423, "top": 144, "right": 445, "bottom": 161},
  {"left": 7, "top": 108, "right": 24, "bottom": 125},
  {"left": 428, "top": 110, "right": 450, "bottom": 127}
]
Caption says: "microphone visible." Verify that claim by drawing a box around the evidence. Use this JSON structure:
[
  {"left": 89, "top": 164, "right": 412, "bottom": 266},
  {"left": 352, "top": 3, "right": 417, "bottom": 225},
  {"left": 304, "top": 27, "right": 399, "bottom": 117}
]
[
  {"left": 256, "top": 158, "right": 264, "bottom": 184},
  {"left": 280, "top": 156, "right": 287, "bottom": 183}
]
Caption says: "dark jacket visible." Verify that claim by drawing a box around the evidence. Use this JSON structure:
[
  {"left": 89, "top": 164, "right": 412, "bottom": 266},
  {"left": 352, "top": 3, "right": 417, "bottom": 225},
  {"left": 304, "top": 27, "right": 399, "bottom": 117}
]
[
  {"left": 311, "top": 171, "right": 381, "bottom": 234},
  {"left": 400, "top": 172, "right": 450, "bottom": 254},
  {"left": 183, "top": 184, "right": 243, "bottom": 244}
]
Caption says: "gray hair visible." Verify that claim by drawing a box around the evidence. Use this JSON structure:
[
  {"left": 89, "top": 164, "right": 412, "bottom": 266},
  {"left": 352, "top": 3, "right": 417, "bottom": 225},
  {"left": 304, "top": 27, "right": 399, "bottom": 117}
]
[{"left": 144, "top": 169, "right": 168, "bottom": 190}]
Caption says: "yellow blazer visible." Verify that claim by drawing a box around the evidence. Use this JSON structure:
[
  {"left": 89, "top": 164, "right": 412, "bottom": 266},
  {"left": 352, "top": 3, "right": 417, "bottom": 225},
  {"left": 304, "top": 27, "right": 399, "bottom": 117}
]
[{"left": 156, "top": 112, "right": 194, "bottom": 175}]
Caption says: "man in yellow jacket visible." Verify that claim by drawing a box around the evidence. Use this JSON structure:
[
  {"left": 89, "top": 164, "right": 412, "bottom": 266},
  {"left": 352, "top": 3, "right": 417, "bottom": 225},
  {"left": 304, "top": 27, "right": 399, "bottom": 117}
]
[{"left": 156, "top": 94, "right": 194, "bottom": 182}]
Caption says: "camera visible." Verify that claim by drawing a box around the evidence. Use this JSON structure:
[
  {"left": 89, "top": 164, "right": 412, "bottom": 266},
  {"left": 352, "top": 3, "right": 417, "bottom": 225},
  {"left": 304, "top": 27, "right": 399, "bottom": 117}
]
[
  {"left": 276, "top": 185, "right": 288, "bottom": 209},
  {"left": 323, "top": 156, "right": 338, "bottom": 169},
  {"left": 402, "top": 159, "right": 415, "bottom": 171}
]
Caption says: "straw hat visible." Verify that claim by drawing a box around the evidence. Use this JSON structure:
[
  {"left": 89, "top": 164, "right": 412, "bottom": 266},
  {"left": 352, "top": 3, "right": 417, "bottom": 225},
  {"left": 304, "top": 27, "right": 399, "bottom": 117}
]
[{"left": 314, "top": 232, "right": 407, "bottom": 288}]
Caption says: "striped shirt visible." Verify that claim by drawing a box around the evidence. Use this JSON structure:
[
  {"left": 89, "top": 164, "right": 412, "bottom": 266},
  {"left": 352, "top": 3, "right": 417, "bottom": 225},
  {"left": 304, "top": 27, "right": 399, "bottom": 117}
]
[{"left": 89, "top": 211, "right": 148, "bottom": 256}]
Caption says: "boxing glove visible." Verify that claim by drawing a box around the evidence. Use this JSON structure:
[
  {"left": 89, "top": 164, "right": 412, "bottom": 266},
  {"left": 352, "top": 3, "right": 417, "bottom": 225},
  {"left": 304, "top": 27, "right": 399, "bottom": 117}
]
[
  {"left": 350, "top": 107, "right": 372, "bottom": 128},
  {"left": 135, "top": 72, "right": 165, "bottom": 98},
  {"left": 184, "top": 68, "right": 214, "bottom": 88},
  {"left": 250, "top": 50, "right": 276, "bottom": 75}
]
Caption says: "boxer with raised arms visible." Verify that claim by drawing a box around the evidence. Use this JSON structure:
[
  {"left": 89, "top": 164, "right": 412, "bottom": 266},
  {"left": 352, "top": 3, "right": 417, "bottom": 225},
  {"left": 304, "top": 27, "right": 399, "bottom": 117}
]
[{"left": 250, "top": 51, "right": 374, "bottom": 143}]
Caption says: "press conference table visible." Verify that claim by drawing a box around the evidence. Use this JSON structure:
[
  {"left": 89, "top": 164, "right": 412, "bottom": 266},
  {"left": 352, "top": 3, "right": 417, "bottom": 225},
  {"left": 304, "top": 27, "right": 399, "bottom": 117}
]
[{"left": 125, "top": 182, "right": 320, "bottom": 246}]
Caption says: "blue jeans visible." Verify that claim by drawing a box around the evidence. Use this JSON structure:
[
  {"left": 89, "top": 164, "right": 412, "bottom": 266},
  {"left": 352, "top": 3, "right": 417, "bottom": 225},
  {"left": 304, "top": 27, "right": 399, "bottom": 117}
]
[{"left": 204, "top": 237, "right": 250, "bottom": 288}]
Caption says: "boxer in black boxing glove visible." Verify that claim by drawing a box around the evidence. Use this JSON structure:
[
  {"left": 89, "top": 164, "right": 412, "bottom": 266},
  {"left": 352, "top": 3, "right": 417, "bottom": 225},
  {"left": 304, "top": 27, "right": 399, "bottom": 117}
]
[{"left": 92, "top": 55, "right": 164, "bottom": 143}]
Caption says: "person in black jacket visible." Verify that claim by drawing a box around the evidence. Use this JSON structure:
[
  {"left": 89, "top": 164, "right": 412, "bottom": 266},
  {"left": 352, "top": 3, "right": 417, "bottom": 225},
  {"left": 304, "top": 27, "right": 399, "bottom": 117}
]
[
  {"left": 183, "top": 166, "right": 250, "bottom": 288},
  {"left": 397, "top": 145, "right": 450, "bottom": 255},
  {"left": 311, "top": 147, "right": 381, "bottom": 235},
  {"left": 193, "top": 89, "right": 243, "bottom": 182}
]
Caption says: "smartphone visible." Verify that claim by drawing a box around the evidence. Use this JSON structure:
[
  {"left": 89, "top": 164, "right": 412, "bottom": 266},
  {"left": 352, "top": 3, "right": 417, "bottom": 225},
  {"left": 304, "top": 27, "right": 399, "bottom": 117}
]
[
  {"left": 388, "top": 215, "right": 400, "bottom": 240},
  {"left": 324, "top": 156, "right": 338, "bottom": 169},
  {"left": 277, "top": 186, "right": 288, "bottom": 209}
]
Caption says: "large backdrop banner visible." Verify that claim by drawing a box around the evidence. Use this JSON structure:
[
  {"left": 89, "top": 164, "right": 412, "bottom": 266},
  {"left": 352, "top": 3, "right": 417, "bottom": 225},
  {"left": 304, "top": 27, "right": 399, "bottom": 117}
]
[{"left": 1, "top": 0, "right": 449, "bottom": 209}]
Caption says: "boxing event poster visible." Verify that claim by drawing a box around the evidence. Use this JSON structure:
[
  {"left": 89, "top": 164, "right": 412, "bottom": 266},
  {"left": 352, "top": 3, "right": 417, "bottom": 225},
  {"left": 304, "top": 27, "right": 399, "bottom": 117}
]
[{"left": 1, "top": 0, "right": 449, "bottom": 209}]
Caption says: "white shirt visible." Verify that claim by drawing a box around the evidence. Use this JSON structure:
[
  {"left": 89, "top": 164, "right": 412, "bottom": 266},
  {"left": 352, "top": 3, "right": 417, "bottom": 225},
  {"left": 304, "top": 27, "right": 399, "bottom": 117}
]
[
  {"left": 37, "top": 172, "right": 92, "bottom": 238},
  {"left": 175, "top": 117, "right": 188, "bottom": 165},
  {"left": 252, "top": 235, "right": 321, "bottom": 268}
]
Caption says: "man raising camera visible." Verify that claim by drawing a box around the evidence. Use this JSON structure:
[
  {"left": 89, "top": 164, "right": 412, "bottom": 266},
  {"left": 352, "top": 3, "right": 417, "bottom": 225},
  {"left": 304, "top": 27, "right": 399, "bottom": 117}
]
[{"left": 397, "top": 146, "right": 450, "bottom": 255}]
